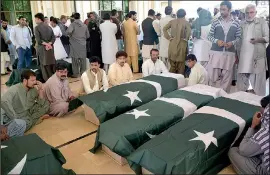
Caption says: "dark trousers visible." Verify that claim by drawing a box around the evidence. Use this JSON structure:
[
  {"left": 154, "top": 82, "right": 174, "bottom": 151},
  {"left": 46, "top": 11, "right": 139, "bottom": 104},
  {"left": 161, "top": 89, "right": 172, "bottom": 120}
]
[
  {"left": 71, "top": 57, "right": 86, "bottom": 77},
  {"left": 40, "top": 64, "right": 55, "bottom": 81},
  {"left": 169, "top": 60, "right": 185, "bottom": 75},
  {"left": 17, "top": 47, "right": 32, "bottom": 69}
]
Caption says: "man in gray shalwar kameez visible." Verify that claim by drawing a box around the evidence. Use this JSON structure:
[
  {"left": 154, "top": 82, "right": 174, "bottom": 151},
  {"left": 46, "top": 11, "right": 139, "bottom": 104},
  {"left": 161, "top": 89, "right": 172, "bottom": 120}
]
[
  {"left": 67, "top": 13, "right": 90, "bottom": 78},
  {"left": 34, "top": 13, "right": 56, "bottom": 81}
]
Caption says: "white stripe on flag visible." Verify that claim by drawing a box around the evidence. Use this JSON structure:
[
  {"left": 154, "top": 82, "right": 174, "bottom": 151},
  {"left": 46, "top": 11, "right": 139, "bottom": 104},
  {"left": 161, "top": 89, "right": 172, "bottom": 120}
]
[
  {"left": 156, "top": 97, "right": 197, "bottom": 118},
  {"left": 194, "top": 106, "right": 246, "bottom": 146},
  {"left": 135, "top": 80, "right": 162, "bottom": 97},
  {"left": 154, "top": 73, "right": 186, "bottom": 88},
  {"left": 181, "top": 85, "right": 227, "bottom": 98},
  {"left": 224, "top": 92, "right": 262, "bottom": 107}
]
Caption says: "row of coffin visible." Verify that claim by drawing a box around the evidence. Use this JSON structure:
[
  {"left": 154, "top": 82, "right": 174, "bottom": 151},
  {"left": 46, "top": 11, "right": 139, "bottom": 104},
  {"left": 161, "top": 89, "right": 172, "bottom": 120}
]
[{"left": 77, "top": 73, "right": 263, "bottom": 174}]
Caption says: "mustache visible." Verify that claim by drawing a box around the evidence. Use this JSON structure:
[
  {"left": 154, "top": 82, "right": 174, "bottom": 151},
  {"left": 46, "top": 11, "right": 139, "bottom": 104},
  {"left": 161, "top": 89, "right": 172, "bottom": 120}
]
[{"left": 60, "top": 75, "right": 67, "bottom": 78}]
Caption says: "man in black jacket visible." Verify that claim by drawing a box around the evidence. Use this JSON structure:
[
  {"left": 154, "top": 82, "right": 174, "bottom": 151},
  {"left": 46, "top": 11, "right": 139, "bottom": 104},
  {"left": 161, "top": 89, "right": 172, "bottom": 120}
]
[{"left": 141, "top": 9, "right": 159, "bottom": 62}]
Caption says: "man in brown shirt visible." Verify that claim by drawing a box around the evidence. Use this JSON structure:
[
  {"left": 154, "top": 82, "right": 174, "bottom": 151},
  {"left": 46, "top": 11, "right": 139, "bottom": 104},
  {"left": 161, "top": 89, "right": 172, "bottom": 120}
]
[
  {"left": 34, "top": 13, "right": 56, "bottom": 81},
  {"left": 163, "top": 9, "right": 191, "bottom": 75},
  {"left": 111, "top": 9, "right": 123, "bottom": 51}
]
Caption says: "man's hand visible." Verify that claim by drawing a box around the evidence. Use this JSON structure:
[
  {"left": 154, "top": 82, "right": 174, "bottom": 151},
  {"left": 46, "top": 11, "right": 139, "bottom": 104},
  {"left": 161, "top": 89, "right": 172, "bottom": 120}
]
[
  {"left": 225, "top": 42, "right": 233, "bottom": 49},
  {"left": 68, "top": 96, "right": 75, "bottom": 102},
  {"left": 1, "top": 126, "right": 8, "bottom": 135},
  {"left": 0, "top": 133, "right": 9, "bottom": 141},
  {"left": 235, "top": 55, "right": 239, "bottom": 64},
  {"left": 169, "top": 37, "right": 174, "bottom": 41},
  {"left": 251, "top": 112, "right": 262, "bottom": 129},
  {"left": 41, "top": 114, "right": 51, "bottom": 120},
  {"left": 6, "top": 40, "right": 12, "bottom": 44},
  {"left": 217, "top": 40, "right": 225, "bottom": 47},
  {"left": 250, "top": 38, "right": 257, "bottom": 44},
  {"left": 36, "top": 81, "right": 43, "bottom": 91}
]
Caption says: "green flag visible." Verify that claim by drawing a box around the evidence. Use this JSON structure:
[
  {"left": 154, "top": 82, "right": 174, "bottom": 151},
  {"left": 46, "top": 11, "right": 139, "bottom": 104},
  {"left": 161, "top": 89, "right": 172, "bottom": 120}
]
[
  {"left": 1, "top": 134, "right": 75, "bottom": 175},
  {"left": 91, "top": 86, "right": 225, "bottom": 154},
  {"left": 127, "top": 97, "right": 260, "bottom": 175},
  {"left": 79, "top": 74, "right": 182, "bottom": 123}
]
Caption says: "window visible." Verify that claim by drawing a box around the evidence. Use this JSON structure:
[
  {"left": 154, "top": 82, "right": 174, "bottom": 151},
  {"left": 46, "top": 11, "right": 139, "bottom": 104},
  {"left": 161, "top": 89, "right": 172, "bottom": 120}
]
[{"left": 99, "top": 0, "right": 129, "bottom": 21}]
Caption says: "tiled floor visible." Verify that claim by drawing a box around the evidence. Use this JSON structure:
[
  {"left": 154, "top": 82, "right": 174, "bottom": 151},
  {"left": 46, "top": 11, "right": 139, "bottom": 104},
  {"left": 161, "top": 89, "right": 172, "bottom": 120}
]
[{"left": 1, "top": 73, "right": 236, "bottom": 174}]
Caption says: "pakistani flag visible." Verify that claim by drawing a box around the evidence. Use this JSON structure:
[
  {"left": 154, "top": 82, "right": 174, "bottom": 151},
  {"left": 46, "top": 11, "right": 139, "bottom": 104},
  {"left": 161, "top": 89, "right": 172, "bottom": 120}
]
[
  {"left": 1, "top": 134, "right": 75, "bottom": 175},
  {"left": 127, "top": 97, "right": 261, "bottom": 175},
  {"left": 91, "top": 85, "right": 226, "bottom": 154},
  {"left": 78, "top": 74, "right": 184, "bottom": 123}
]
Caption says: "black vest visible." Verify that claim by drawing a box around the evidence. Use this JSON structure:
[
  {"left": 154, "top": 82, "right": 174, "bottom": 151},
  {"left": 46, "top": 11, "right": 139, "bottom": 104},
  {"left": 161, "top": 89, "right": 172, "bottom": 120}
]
[{"left": 142, "top": 17, "right": 159, "bottom": 45}]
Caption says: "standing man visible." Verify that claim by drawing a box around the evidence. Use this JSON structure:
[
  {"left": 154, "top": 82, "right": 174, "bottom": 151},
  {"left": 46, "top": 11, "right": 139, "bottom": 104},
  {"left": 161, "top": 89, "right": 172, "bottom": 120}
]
[
  {"left": 58, "top": 15, "right": 70, "bottom": 56},
  {"left": 142, "top": 49, "right": 168, "bottom": 77},
  {"left": 153, "top": 13, "right": 162, "bottom": 37},
  {"left": 34, "top": 13, "right": 56, "bottom": 81},
  {"left": 207, "top": 1, "right": 241, "bottom": 92},
  {"left": 67, "top": 12, "right": 90, "bottom": 78},
  {"left": 163, "top": 9, "right": 191, "bottom": 74},
  {"left": 1, "top": 28, "right": 10, "bottom": 75},
  {"left": 100, "top": 13, "right": 117, "bottom": 74},
  {"left": 123, "top": 11, "right": 140, "bottom": 73},
  {"left": 141, "top": 9, "right": 159, "bottom": 62},
  {"left": 111, "top": 9, "right": 124, "bottom": 51},
  {"left": 237, "top": 4, "right": 269, "bottom": 96},
  {"left": 10, "top": 16, "right": 32, "bottom": 69},
  {"left": 159, "top": 6, "right": 174, "bottom": 69},
  {"left": 1, "top": 19, "right": 16, "bottom": 70}
]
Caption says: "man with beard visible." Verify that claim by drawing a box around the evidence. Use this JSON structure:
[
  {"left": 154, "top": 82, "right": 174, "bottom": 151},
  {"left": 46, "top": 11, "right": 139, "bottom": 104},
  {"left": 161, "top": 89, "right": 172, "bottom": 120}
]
[
  {"left": 237, "top": 4, "right": 269, "bottom": 96},
  {"left": 34, "top": 13, "right": 56, "bottom": 81},
  {"left": 1, "top": 19, "right": 16, "bottom": 70},
  {"left": 43, "top": 62, "right": 76, "bottom": 117},
  {"left": 207, "top": 1, "right": 241, "bottom": 92},
  {"left": 123, "top": 11, "right": 140, "bottom": 73},
  {"left": 81, "top": 56, "right": 108, "bottom": 94},
  {"left": 1, "top": 69, "right": 50, "bottom": 131},
  {"left": 67, "top": 13, "right": 90, "bottom": 78},
  {"left": 108, "top": 51, "right": 133, "bottom": 86},
  {"left": 142, "top": 49, "right": 168, "bottom": 77}
]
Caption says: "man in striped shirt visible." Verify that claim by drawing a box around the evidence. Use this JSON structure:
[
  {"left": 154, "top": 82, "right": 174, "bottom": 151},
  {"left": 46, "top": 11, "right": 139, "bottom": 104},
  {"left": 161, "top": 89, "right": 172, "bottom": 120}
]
[{"left": 207, "top": 1, "right": 241, "bottom": 92}]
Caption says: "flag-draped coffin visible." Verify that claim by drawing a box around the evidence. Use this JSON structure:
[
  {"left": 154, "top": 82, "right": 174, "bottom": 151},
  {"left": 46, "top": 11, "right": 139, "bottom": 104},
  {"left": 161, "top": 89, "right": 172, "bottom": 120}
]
[
  {"left": 1, "top": 134, "right": 75, "bottom": 175},
  {"left": 127, "top": 96, "right": 261, "bottom": 175},
  {"left": 91, "top": 85, "right": 226, "bottom": 154},
  {"left": 78, "top": 73, "right": 184, "bottom": 123}
]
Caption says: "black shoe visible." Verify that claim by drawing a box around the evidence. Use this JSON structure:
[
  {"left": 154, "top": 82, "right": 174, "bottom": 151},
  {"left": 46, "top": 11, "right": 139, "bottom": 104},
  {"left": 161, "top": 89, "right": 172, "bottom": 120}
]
[
  {"left": 6, "top": 67, "right": 12, "bottom": 72},
  {"left": 231, "top": 80, "right": 236, "bottom": 86}
]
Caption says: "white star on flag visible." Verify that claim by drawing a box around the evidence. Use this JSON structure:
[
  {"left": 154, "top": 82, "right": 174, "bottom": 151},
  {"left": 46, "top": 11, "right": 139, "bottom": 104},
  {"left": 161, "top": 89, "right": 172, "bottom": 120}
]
[
  {"left": 146, "top": 132, "right": 156, "bottom": 139},
  {"left": 126, "top": 109, "right": 150, "bottom": 119},
  {"left": 1, "top": 145, "right": 7, "bottom": 149},
  {"left": 189, "top": 130, "right": 218, "bottom": 151},
  {"left": 123, "top": 91, "right": 142, "bottom": 105}
]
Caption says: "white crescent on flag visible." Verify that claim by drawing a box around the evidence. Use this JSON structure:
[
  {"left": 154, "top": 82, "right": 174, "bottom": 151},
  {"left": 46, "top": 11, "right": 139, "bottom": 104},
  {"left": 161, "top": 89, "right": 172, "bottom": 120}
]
[{"left": 8, "top": 154, "right": 27, "bottom": 175}]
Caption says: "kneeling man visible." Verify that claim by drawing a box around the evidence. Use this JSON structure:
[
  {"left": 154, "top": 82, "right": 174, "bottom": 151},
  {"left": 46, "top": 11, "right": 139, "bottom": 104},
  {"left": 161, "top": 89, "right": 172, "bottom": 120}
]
[
  {"left": 108, "top": 51, "right": 133, "bottom": 86},
  {"left": 1, "top": 69, "right": 50, "bottom": 131},
  {"left": 43, "top": 62, "right": 76, "bottom": 117},
  {"left": 186, "top": 54, "right": 208, "bottom": 86},
  {"left": 81, "top": 56, "right": 109, "bottom": 94},
  {"left": 142, "top": 49, "right": 168, "bottom": 77}
]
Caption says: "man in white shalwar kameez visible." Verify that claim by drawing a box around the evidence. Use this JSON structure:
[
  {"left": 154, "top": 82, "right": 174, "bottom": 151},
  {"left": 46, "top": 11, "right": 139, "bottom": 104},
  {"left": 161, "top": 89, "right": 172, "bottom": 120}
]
[
  {"left": 159, "top": 6, "right": 174, "bottom": 69},
  {"left": 100, "top": 13, "right": 118, "bottom": 74},
  {"left": 142, "top": 49, "right": 168, "bottom": 77},
  {"left": 186, "top": 54, "right": 208, "bottom": 86},
  {"left": 237, "top": 4, "right": 269, "bottom": 96}
]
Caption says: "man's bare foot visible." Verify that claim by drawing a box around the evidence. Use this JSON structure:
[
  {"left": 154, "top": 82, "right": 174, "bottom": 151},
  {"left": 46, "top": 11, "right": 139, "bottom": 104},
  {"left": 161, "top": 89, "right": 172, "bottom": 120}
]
[{"left": 41, "top": 114, "right": 51, "bottom": 120}]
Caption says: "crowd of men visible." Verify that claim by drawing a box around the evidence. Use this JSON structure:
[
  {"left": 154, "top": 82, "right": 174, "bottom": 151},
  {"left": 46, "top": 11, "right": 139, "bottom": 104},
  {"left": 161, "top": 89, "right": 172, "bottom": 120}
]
[{"left": 1, "top": 1, "right": 270, "bottom": 174}]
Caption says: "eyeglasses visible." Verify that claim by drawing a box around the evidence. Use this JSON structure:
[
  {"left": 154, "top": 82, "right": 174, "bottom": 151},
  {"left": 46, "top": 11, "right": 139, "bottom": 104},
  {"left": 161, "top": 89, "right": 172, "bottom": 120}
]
[{"left": 246, "top": 11, "right": 255, "bottom": 14}]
